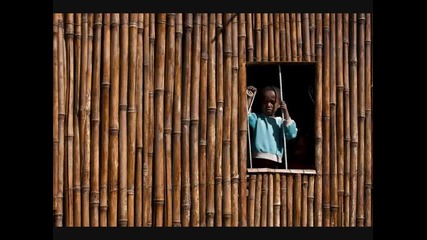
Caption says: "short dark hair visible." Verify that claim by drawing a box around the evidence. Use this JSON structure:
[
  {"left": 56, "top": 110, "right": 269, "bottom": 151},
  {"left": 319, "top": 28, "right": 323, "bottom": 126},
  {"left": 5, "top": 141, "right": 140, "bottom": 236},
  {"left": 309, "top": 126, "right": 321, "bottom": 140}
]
[{"left": 261, "top": 86, "right": 281, "bottom": 101}]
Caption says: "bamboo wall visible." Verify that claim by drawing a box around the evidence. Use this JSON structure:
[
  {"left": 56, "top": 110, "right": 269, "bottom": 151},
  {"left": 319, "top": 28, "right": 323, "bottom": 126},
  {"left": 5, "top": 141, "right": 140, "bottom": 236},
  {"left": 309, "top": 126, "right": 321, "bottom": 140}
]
[{"left": 53, "top": 13, "right": 372, "bottom": 227}]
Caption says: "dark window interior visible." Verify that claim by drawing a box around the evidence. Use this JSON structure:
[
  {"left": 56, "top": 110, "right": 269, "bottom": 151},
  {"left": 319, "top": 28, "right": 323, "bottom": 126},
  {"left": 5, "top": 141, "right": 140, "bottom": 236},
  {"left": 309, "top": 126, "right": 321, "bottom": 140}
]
[{"left": 246, "top": 62, "right": 316, "bottom": 170}]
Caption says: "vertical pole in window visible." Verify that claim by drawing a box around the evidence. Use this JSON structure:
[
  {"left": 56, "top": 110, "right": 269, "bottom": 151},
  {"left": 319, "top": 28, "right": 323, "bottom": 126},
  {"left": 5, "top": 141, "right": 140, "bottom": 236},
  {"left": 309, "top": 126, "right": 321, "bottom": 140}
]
[
  {"left": 278, "top": 64, "right": 288, "bottom": 169},
  {"left": 246, "top": 90, "right": 256, "bottom": 169}
]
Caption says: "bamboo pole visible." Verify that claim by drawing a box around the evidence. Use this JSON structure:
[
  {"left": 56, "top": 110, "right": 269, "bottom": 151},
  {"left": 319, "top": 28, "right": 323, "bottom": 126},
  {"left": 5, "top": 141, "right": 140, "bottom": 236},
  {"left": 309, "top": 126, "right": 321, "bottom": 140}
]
[
  {"left": 343, "top": 13, "right": 351, "bottom": 227},
  {"left": 215, "top": 13, "right": 223, "bottom": 227},
  {"left": 127, "top": 13, "right": 138, "bottom": 227},
  {"left": 73, "top": 13, "right": 82, "bottom": 227},
  {"left": 349, "top": 13, "right": 358, "bottom": 227},
  {"left": 279, "top": 14, "right": 286, "bottom": 62},
  {"left": 255, "top": 13, "right": 261, "bottom": 61},
  {"left": 154, "top": 13, "right": 166, "bottom": 227},
  {"left": 172, "top": 13, "right": 183, "bottom": 227},
  {"left": 142, "top": 13, "right": 150, "bottom": 227},
  {"left": 274, "top": 173, "right": 281, "bottom": 227},
  {"left": 182, "top": 13, "right": 193, "bottom": 227},
  {"left": 302, "top": 13, "right": 311, "bottom": 62},
  {"left": 248, "top": 174, "right": 256, "bottom": 227},
  {"left": 222, "top": 13, "right": 232, "bottom": 227},
  {"left": 53, "top": 13, "right": 59, "bottom": 216},
  {"left": 357, "top": 13, "right": 366, "bottom": 227},
  {"left": 65, "top": 13, "right": 75, "bottom": 226},
  {"left": 302, "top": 175, "right": 308, "bottom": 226},
  {"left": 274, "top": 14, "right": 280, "bottom": 61},
  {"left": 268, "top": 174, "right": 274, "bottom": 226},
  {"left": 336, "top": 13, "right": 345, "bottom": 227},
  {"left": 199, "top": 13, "right": 208, "bottom": 227},
  {"left": 190, "top": 13, "right": 201, "bottom": 227},
  {"left": 285, "top": 14, "right": 291, "bottom": 61},
  {"left": 108, "top": 13, "right": 120, "bottom": 226},
  {"left": 135, "top": 13, "right": 144, "bottom": 227},
  {"left": 310, "top": 14, "right": 315, "bottom": 60},
  {"left": 330, "top": 13, "right": 338, "bottom": 227},
  {"left": 294, "top": 174, "right": 302, "bottom": 226},
  {"left": 254, "top": 174, "right": 262, "bottom": 226},
  {"left": 89, "top": 13, "right": 102, "bottom": 227},
  {"left": 165, "top": 13, "right": 176, "bottom": 227},
  {"left": 231, "top": 14, "right": 239, "bottom": 227},
  {"left": 297, "top": 14, "right": 303, "bottom": 61},
  {"left": 322, "top": 13, "right": 331, "bottom": 227},
  {"left": 206, "top": 13, "right": 216, "bottom": 227},
  {"left": 268, "top": 13, "right": 274, "bottom": 61},
  {"left": 246, "top": 13, "right": 254, "bottom": 62},
  {"left": 280, "top": 175, "right": 287, "bottom": 226},
  {"left": 261, "top": 13, "right": 268, "bottom": 62},
  {"left": 308, "top": 175, "right": 315, "bottom": 226},
  {"left": 314, "top": 13, "right": 323, "bottom": 227},
  {"left": 261, "top": 174, "right": 268, "bottom": 227},
  {"left": 291, "top": 13, "right": 297, "bottom": 61},
  {"left": 287, "top": 175, "right": 293, "bottom": 226},
  {"left": 364, "top": 13, "right": 372, "bottom": 227},
  {"left": 238, "top": 13, "right": 248, "bottom": 227}
]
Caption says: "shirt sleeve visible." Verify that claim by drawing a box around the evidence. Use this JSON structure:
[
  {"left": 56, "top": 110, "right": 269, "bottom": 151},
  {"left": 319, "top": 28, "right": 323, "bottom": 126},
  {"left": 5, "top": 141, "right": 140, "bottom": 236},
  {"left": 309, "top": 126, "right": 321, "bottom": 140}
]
[
  {"left": 248, "top": 112, "right": 257, "bottom": 129},
  {"left": 283, "top": 118, "right": 298, "bottom": 140}
]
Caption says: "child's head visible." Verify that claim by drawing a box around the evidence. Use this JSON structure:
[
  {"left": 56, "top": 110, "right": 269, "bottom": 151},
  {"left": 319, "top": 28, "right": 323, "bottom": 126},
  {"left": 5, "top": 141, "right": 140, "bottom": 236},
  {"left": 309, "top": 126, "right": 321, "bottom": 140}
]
[{"left": 260, "top": 86, "right": 281, "bottom": 116}]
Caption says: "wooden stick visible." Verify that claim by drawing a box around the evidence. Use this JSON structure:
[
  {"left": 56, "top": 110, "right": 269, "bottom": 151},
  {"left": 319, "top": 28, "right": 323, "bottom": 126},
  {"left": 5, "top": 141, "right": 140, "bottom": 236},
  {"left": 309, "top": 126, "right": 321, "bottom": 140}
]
[
  {"left": 215, "top": 13, "right": 223, "bottom": 226},
  {"left": 190, "top": 13, "right": 201, "bottom": 227},
  {"left": 261, "top": 13, "right": 268, "bottom": 62},
  {"left": 308, "top": 175, "right": 315, "bottom": 226},
  {"left": 199, "top": 13, "right": 208, "bottom": 227},
  {"left": 254, "top": 174, "right": 262, "bottom": 226},
  {"left": 268, "top": 13, "right": 274, "bottom": 61},
  {"left": 268, "top": 174, "right": 274, "bottom": 226},
  {"left": 302, "top": 175, "right": 308, "bottom": 226},
  {"left": 181, "top": 13, "right": 193, "bottom": 227},
  {"left": 279, "top": 14, "right": 286, "bottom": 62},
  {"left": 280, "top": 175, "right": 287, "bottom": 226},
  {"left": 261, "top": 174, "right": 268, "bottom": 227},
  {"left": 153, "top": 13, "right": 166, "bottom": 227},
  {"left": 135, "top": 13, "right": 144, "bottom": 227},
  {"left": 127, "top": 13, "right": 138, "bottom": 227},
  {"left": 164, "top": 13, "right": 176, "bottom": 227},
  {"left": 274, "top": 14, "right": 280, "bottom": 61},
  {"left": 285, "top": 14, "right": 291, "bottom": 61},
  {"left": 172, "top": 13, "right": 183, "bottom": 227},
  {"left": 294, "top": 174, "right": 302, "bottom": 226},
  {"left": 274, "top": 173, "right": 281, "bottom": 226},
  {"left": 206, "top": 13, "right": 216, "bottom": 227},
  {"left": 310, "top": 14, "right": 315, "bottom": 60},
  {"left": 248, "top": 174, "right": 256, "bottom": 226},
  {"left": 287, "top": 175, "right": 293, "bottom": 226},
  {"left": 53, "top": 13, "right": 59, "bottom": 217},
  {"left": 255, "top": 13, "right": 261, "bottom": 61},
  {"left": 314, "top": 13, "right": 323, "bottom": 227},
  {"left": 302, "top": 13, "right": 311, "bottom": 62},
  {"left": 297, "top": 14, "right": 303, "bottom": 61},
  {"left": 246, "top": 14, "right": 254, "bottom": 62},
  {"left": 291, "top": 13, "right": 297, "bottom": 61}
]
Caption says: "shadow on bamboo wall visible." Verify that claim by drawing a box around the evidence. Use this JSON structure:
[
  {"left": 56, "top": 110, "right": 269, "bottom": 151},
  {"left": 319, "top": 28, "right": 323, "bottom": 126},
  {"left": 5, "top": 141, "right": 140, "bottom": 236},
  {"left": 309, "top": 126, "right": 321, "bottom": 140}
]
[{"left": 53, "top": 13, "right": 372, "bottom": 227}]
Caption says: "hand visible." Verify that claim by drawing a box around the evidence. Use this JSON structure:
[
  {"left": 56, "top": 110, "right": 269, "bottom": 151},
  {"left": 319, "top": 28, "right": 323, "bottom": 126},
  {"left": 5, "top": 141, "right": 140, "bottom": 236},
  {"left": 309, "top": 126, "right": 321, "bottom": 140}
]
[
  {"left": 280, "top": 101, "right": 291, "bottom": 120},
  {"left": 247, "top": 86, "right": 257, "bottom": 95}
]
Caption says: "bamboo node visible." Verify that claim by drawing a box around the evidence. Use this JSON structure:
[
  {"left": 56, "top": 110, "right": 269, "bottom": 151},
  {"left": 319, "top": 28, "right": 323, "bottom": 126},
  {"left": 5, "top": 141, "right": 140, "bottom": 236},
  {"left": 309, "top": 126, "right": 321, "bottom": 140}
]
[
  {"left": 199, "top": 140, "right": 207, "bottom": 145},
  {"left": 119, "top": 104, "right": 128, "bottom": 111}
]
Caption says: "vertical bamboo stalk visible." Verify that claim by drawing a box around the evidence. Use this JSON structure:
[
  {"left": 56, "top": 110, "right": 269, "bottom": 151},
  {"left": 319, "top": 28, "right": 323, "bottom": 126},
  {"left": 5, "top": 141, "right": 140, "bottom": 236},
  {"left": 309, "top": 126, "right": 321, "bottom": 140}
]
[
  {"left": 314, "top": 13, "right": 323, "bottom": 227},
  {"left": 343, "top": 13, "right": 351, "bottom": 227},
  {"left": 302, "top": 13, "right": 311, "bottom": 62},
  {"left": 182, "top": 13, "right": 193, "bottom": 227},
  {"left": 294, "top": 174, "right": 302, "bottom": 226},
  {"left": 190, "top": 13, "right": 201, "bottom": 227},
  {"left": 261, "top": 13, "right": 268, "bottom": 62},
  {"left": 246, "top": 13, "right": 254, "bottom": 62},
  {"left": 274, "top": 14, "right": 280, "bottom": 61},
  {"left": 287, "top": 175, "right": 293, "bottom": 226},
  {"left": 215, "top": 13, "right": 223, "bottom": 227},
  {"left": 154, "top": 13, "right": 166, "bottom": 227},
  {"left": 142, "top": 13, "right": 150, "bottom": 227},
  {"left": 65, "top": 13, "right": 75, "bottom": 226},
  {"left": 199, "top": 13, "right": 208, "bottom": 227},
  {"left": 248, "top": 175, "right": 256, "bottom": 227},
  {"left": 90, "top": 13, "right": 102, "bottom": 227},
  {"left": 336, "top": 13, "right": 345, "bottom": 227},
  {"left": 231, "top": 13, "right": 239, "bottom": 227},
  {"left": 172, "top": 13, "right": 183, "bottom": 227},
  {"left": 206, "top": 13, "right": 216, "bottom": 227},
  {"left": 164, "top": 13, "right": 176, "bottom": 227},
  {"left": 291, "top": 13, "right": 297, "bottom": 61},
  {"left": 297, "top": 14, "right": 303, "bottom": 61},
  {"left": 285, "top": 14, "right": 291, "bottom": 61},
  {"left": 261, "top": 174, "right": 268, "bottom": 227},
  {"left": 268, "top": 174, "right": 274, "bottom": 226},
  {"left": 255, "top": 13, "right": 261, "bottom": 61},
  {"left": 330, "top": 13, "right": 338, "bottom": 227},
  {"left": 364, "top": 13, "right": 372, "bottom": 227},
  {"left": 53, "top": 14, "right": 59, "bottom": 216},
  {"left": 222, "top": 13, "right": 232, "bottom": 227},
  {"left": 274, "top": 173, "right": 280, "bottom": 227},
  {"left": 310, "top": 14, "right": 316, "bottom": 60},
  {"left": 73, "top": 13, "right": 82, "bottom": 227},
  {"left": 135, "top": 13, "right": 144, "bottom": 227},
  {"left": 108, "top": 13, "right": 120, "bottom": 226},
  {"left": 254, "top": 174, "right": 262, "bottom": 226},
  {"left": 127, "top": 13, "right": 138, "bottom": 227},
  {"left": 268, "top": 13, "right": 274, "bottom": 61},
  {"left": 302, "top": 175, "right": 308, "bottom": 226},
  {"left": 349, "top": 13, "right": 359, "bottom": 227},
  {"left": 322, "top": 13, "right": 331, "bottom": 227},
  {"left": 308, "top": 175, "right": 315, "bottom": 226},
  {"left": 279, "top": 14, "right": 286, "bottom": 62},
  {"left": 357, "top": 13, "right": 366, "bottom": 227},
  {"left": 280, "top": 175, "right": 287, "bottom": 226},
  {"left": 238, "top": 13, "right": 248, "bottom": 227}
]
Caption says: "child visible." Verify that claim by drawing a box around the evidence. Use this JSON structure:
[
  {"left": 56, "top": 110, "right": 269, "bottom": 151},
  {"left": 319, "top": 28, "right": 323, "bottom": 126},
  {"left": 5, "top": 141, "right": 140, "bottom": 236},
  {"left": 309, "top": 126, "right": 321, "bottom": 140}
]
[{"left": 247, "top": 85, "right": 298, "bottom": 168}]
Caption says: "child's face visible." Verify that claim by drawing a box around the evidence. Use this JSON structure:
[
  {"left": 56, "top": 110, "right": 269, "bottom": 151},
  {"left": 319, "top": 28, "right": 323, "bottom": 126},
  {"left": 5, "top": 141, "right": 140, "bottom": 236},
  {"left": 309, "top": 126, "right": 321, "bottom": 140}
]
[{"left": 261, "top": 90, "right": 277, "bottom": 116}]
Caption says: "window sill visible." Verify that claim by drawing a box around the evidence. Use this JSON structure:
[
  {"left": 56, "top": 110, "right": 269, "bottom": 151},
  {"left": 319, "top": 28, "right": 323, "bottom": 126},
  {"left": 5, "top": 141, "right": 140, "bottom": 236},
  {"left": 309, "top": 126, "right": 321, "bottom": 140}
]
[{"left": 247, "top": 168, "right": 316, "bottom": 175}]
